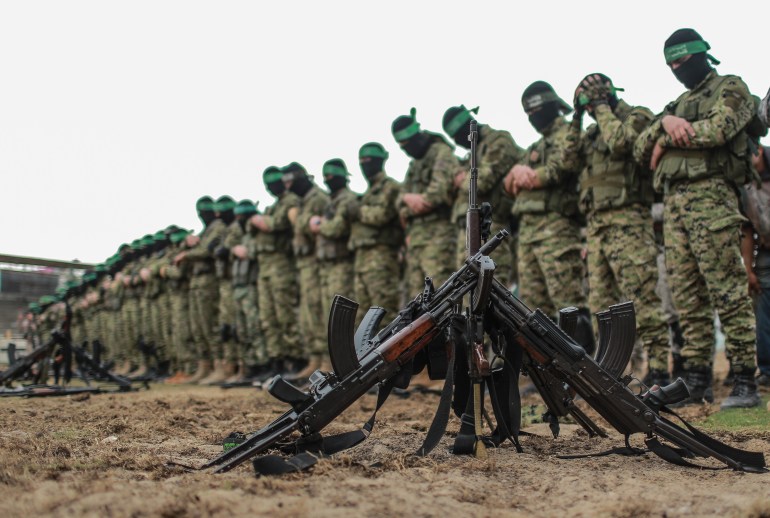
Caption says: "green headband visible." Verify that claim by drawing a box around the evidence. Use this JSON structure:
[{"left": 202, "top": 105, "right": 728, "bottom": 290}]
[
  {"left": 522, "top": 90, "right": 562, "bottom": 110},
  {"left": 444, "top": 105, "right": 479, "bottom": 137},
  {"left": 359, "top": 143, "right": 389, "bottom": 159},
  {"left": 170, "top": 230, "right": 190, "bottom": 243},
  {"left": 322, "top": 162, "right": 349, "bottom": 177},
  {"left": 234, "top": 202, "right": 257, "bottom": 215},
  {"left": 393, "top": 107, "right": 420, "bottom": 141},
  {"left": 196, "top": 201, "right": 215, "bottom": 211},
  {"left": 263, "top": 171, "right": 283, "bottom": 184},
  {"left": 215, "top": 200, "right": 236, "bottom": 212},
  {"left": 664, "top": 40, "right": 716, "bottom": 63}
]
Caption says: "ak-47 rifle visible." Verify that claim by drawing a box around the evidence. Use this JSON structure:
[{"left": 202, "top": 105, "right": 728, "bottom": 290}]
[{"left": 197, "top": 121, "right": 767, "bottom": 475}]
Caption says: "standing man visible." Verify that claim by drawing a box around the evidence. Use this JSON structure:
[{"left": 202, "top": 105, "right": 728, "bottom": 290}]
[
  {"left": 634, "top": 29, "right": 761, "bottom": 408},
  {"left": 283, "top": 162, "right": 330, "bottom": 375},
  {"left": 565, "top": 73, "right": 670, "bottom": 384},
  {"left": 309, "top": 158, "right": 359, "bottom": 370},
  {"left": 504, "top": 81, "right": 594, "bottom": 353},
  {"left": 392, "top": 108, "right": 458, "bottom": 295},
  {"left": 349, "top": 142, "right": 404, "bottom": 322},
  {"left": 250, "top": 166, "right": 302, "bottom": 378},
  {"left": 442, "top": 104, "right": 523, "bottom": 286}
]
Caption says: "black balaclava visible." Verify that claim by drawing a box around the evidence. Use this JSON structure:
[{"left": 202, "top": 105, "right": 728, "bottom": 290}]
[
  {"left": 322, "top": 158, "right": 349, "bottom": 194},
  {"left": 284, "top": 162, "right": 313, "bottom": 197},
  {"left": 392, "top": 112, "right": 431, "bottom": 159},
  {"left": 664, "top": 29, "right": 715, "bottom": 89},
  {"left": 264, "top": 166, "right": 286, "bottom": 197},
  {"left": 442, "top": 105, "right": 479, "bottom": 149},
  {"left": 196, "top": 195, "right": 216, "bottom": 226},
  {"left": 216, "top": 195, "right": 236, "bottom": 225},
  {"left": 359, "top": 142, "right": 389, "bottom": 182},
  {"left": 521, "top": 81, "right": 572, "bottom": 133}
]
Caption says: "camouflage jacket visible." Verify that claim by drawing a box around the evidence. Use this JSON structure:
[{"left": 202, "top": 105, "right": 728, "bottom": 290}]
[
  {"left": 232, "top": 222, "right": 259, "bottom": 286},
  {"left": 350, "top": 172, "right": 403, "bottom": 250},
  {"left": 317, "top": 187, "right": 358, "bottom": 261},
  {"left": 633, "top": 71, "right": 758, "bottom": 190},
  {"left": 513, "top": 117, "right": 581, "bottom": 218},
  {"left": 185, "top": 219, "right": 227, "bottom": 275},
  {"left": 216, "top": 220, "right": 243, "bottom": 279},
  {"left": 293, "top": 185, "right": 330, "bottom": 259},
  {"left": 565, "top": 100, "right": 655, "bottom": 213},
  {"left": 453, "top": 125, "right": 524, "bottom": 225},
  {"left": 255, "top": 191, "right": 300, "bottom": 256},
  {"left": 164, "top": 243, "right": 191, "bottom": 292}
]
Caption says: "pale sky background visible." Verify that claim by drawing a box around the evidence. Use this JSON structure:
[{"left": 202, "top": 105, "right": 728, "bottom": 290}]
[{"left": 1, "top": 1, "right": 768, "bottom": 265}]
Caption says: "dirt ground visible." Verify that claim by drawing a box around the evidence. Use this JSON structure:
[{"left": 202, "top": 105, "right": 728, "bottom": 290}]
[{"left": 1, "top": 353, "right": 769, "bottom": 518}]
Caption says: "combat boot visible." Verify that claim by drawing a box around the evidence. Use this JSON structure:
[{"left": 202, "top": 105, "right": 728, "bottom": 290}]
[
  {"left": 187, "top": 359, "right": 213, "bottom": 384},
  {"left": 671, "top": 365, "right": 713, "bottom": 407},
  {"left": 721, "top": 371, "right": 761, "bottom": 409},
  {"left": 206, "top": 360, "right": 237, "bottom": 385},
  {"left": 224, "top": 361, "right": 246, "bottom": 384},
  {"left": 199, "top": 359, "right": 228, "bottom": 385},
  {"left": 643, "top": 368, "right": 671, "bottom": 388},
  {"left": 284, "top": 355, "right": 321, "bottom": 383},
  {"left": 130, "top": 363, "right": 149, "bottom": 380}
]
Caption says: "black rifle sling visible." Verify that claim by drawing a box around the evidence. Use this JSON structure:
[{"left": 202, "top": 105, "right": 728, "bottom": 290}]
[
  {"left": 414, "top": 344, "right": 456, "bottom": 457},
  {"left": 252, "top": 381, "right": 395, "bottom": 477},
  {"left": 485, "top": 352, "right": 523, "bottom": 452}
]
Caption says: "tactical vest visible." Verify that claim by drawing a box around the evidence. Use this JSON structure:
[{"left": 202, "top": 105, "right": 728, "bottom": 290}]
[
  {"left": 349, "top": 176, "right": 404, "bottom": 250},
  {"left": 404, "top": 138, "right": 452, "bottom": 223},
  {"left": 580, "top": 109, "right": 654, "bottom": 213},
  {"left": 317, "top": 190, "right": 356, "bottom": 261},
  {"left": 514, "top": 121, "right": 579, "bottom": 217},
  {"left": 655, "top": 73, "right": 757, "bottom": 191},
  {"left": 293, "top": 188, "right": 327, "bottom": 257},
  {"left": 254, "top": 201, "right": 293, "bottom": 255}
]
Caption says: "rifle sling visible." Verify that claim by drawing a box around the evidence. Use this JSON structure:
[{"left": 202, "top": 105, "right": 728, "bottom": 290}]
[
  {"left": 252, "top": 380, "right": 395, "bottom": 477},
  {"left": 414, "top": 347, "right": 456, "bottom": 457}
]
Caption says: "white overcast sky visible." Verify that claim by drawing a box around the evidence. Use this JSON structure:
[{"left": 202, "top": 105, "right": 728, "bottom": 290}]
[{"left": 1, "top": 1, "right": 768, "bottom": 264}]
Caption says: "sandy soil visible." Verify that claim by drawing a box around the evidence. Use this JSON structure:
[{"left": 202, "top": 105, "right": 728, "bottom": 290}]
[{"left": 1, "top": 358, "right": 769, "bottom": 518}]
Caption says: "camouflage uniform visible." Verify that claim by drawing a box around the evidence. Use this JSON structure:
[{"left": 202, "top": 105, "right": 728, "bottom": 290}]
[
  {"left": 232, "top": 222, "right": 265, "bottom": 367},
  {"left": 350, "top": 171, "right": 404, "bottom": 322},
  {"left": 218, "top": 220, "right": 242, "bottom": 362},
  {"left": 566, "top": 100, "right": 669, "bottom": 371},
  {"left": 165, "top": 243, "right": 194, "bottom": 369},
  {"left": 293, "top": 186, "right": 330, "bottom": 357},
  {"left": 453, "top": 125, "right": 523, "bottom": 285},
  {"left": 397, "top": 135, "right": 458, "bottom": 295},
  {"left": 185, "top": 219, "right": 226, "bottom": 360},
  {"left": 634, "top": 70, "right": 757, "bottom": 373},
  {"left": 317, "top": 186, "right": 358, "bottom": 327},
  {"left": 514, "top": 117, "right": 588, "bottom": 316},
  {"left": 256, "top": 192, "right": 302, "bottom": 360}
]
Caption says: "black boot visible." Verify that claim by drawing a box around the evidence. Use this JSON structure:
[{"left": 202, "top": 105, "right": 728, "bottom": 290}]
[
  {"left": 671, "top": 365, "right": 713, "bottom": 407},
  {"left": 643, "top": 368, "right": 671, "bottom": 388},
  {"left": 573, "top": 307, "right": 596, "bottom": 357},
  {"left": 721, "top": 369, "right": 761, "bottom": 409}
]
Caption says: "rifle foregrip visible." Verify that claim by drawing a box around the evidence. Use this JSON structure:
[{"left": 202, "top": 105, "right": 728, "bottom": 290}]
[{"left": 375, "top": 313, "right": 438, "bottom": 363}]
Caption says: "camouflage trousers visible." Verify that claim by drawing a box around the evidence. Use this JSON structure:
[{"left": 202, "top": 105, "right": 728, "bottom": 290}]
[
  {"left": 455, "top": 219, "right": 515, "bottom": 288},
  {"left": 319, "top": 258, "right": 355, "bottom": 344},
  {"left": 218, "top": 281, "right": 237, "bottom": 361},
  {"left": 258, "top": 254, "right": 302, "bottom": 360},
  {"left": 518, "top": 213, "right": 588, "bottom": 317},
  {"left": 297, "top": 256, "right": 326, "bottom": 357},
  {"left": 122, "top": 296, "right": 142, "bottom": 364},
  {"left": 664, "top": 177, "right": 756, "bottom": 372},
  {"left": 148, "top": 293, "right": 168, "bottom": 362},
  {"left": 233, "top": 284, "right": 265, "bottom": 366},
  {"left": 188, "top": 274, "right": 219, "bottom": 360},
  {"left": 354, "top": 245, "right": 401, "bottom": 328},
  {"left": 169, "top": 290, "right": 194, "bottom": 365},
  {"left": 406, "top": 222, "right": 456, "bottom": 297},
  {"left": 586, "top": 206, "right": 669, "bottom": 371}
]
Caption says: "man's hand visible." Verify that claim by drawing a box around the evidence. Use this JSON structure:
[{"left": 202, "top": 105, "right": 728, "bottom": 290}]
[
  {"left": 159, "top": 265, "right": 168, "bottom": 278},
  {"left": 232, "top": 244, "right": 248, "bottom": 260},
  {"left": 174, "top": 251, "right": 187, "bottom": 265},
  {"left": 140, "top": 268, "right": 151, "bottom": 282},
  {"left": 661, "top": 115, "right": 696, "bottom": 147},
  {"left": 251, "top": 214, "right": 269, "bottom": 232},
  {"left": 185, "top": 234, "right": 200, "bottom": 247},
  {"left": 454, "top": 170, "right": 467, "bottom": 189},
  {"left": 309, "top": 215, "right": 323, "bottom": 234},
  {"left": 403, "top": 193, "right": 432, "bottom": 215},
  {"left": 650, "top": 138, "right": 666, "bottom": 170},
  {"left": 507, "top": 164, "right": 541, "bottom": 195},
  {"left": 748, "top": 271, "right": 761, "bottom": 297}
]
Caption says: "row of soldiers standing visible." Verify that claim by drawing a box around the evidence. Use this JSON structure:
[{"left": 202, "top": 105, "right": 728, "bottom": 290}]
[{"left": 26, "top": 28, "right": 767, "bottom": 409}]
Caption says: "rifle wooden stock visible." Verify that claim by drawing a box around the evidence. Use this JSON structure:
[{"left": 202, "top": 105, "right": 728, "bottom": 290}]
[{"left": 375, "top": 313, "right": 440, "bottom": 364}]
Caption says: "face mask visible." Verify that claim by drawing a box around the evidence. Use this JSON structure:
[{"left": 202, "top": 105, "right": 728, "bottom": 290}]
[
  {"left": 198, "top": 211, "right": 215, "bottom": 226},
  {"left": 672, "top": 52, "right": 712, "bottom": 89},
  {"left": 452, "top": 121, "right": 472, "bottom": 149},
  {"left": 289, "top": 175, "right": 313, "bottom": 197},
  {"left": 220, "top": 210, "right": 235, "bottom": 225},
  {"left": 324, "top": 175, "right": 347, "bottom": 194},
  {"left": 360, "top": 158, "right": 384, "bottom": 181},
  {"left": 527, "top": 104, "right": 561, "bottom": 133},
  {"left": 400, "top": 133, "right": 431, "bottom": 159},
  {"left": 267, "top": 180, "right": 286, "bottom": 197}
]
